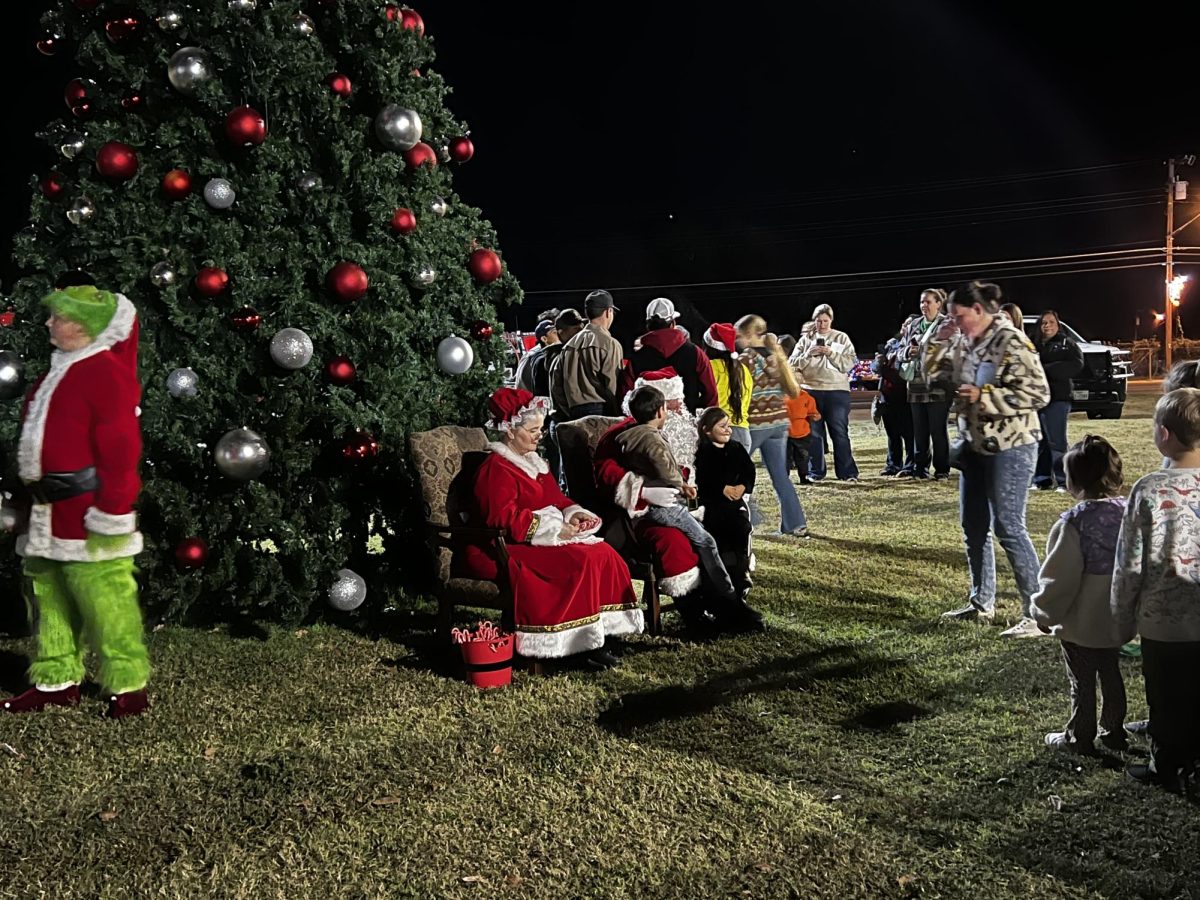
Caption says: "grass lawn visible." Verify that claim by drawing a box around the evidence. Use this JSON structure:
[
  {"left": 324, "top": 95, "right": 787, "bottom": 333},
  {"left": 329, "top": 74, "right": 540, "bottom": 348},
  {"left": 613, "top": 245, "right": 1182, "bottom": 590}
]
[{"left": 2, "top": 391, "right": 1196, "bottom": 899}]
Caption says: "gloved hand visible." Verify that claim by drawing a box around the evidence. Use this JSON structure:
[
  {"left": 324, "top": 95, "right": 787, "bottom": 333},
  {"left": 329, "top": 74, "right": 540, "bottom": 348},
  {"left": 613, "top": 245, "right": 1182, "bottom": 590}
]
[{"left": 641, "top": 486, "right": 680, "bottom": 507}]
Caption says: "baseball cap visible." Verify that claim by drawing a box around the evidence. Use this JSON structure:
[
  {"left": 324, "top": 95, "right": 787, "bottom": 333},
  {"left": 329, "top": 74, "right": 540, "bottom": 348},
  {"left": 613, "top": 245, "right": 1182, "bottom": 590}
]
[
  {"left": 584, "top": 289, "right": 618, "bottom": 316},
  {"left": 554, "top": 308, "right": 585, "bottom": 330},
  {"left": 534, "top": 319, "right": 557, "bottom": 339},
  {"left": 645, "top": 297, "right": 678, "bottom": 321}
]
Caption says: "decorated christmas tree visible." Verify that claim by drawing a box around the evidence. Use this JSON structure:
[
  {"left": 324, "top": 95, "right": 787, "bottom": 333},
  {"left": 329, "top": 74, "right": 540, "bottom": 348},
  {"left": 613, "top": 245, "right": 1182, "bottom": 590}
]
[{"left": 3, "top": 1, "right": 520, "bottom": 623}]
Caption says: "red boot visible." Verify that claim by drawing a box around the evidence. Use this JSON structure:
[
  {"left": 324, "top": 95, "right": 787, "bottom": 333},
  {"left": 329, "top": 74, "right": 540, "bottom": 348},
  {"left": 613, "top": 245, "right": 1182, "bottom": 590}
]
[
  {"left": 107, "top": 689, "right": 149, "bottom": 719},
  {"left": 3, "top": 685, "right": 81, "bottom": 713}
]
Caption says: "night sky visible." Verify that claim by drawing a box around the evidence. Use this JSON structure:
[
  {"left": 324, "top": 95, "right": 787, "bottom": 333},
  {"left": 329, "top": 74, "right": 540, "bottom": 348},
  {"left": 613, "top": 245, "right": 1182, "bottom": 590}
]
[{"left": 4, "top": 2, "right": 1198, "bottom": 354}]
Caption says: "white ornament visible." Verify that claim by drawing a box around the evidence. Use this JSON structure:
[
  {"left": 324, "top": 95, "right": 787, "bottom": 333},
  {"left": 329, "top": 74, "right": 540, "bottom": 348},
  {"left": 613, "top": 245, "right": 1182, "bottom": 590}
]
[{"left": 203, "top": 178, "right": 236, "bottom": 209}]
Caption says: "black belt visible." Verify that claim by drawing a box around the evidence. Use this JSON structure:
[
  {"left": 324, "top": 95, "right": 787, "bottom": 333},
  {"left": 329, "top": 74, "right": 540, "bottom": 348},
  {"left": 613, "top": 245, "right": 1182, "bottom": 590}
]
[{"left": 25, "top": 467, "right": 100, "bottom": 504}]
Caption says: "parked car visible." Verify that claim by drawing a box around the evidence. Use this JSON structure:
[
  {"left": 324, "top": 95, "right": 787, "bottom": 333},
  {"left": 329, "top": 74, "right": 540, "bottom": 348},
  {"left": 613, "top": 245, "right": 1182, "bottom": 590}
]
[{"left": 1022, "top": 316, "right": 1132, "bottom": 419}]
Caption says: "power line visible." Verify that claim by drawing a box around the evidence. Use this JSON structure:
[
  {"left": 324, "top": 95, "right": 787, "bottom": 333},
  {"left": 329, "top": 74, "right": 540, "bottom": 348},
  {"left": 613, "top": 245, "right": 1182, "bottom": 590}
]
[{"left": 523, "top": 247, "right": 1166, "bottom": 296}]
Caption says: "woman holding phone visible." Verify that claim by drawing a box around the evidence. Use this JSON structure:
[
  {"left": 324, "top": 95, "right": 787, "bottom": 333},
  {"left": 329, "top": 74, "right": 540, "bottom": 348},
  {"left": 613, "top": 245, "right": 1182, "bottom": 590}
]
[
  {"left": 925, "top": 282, "right": 1050, "bottom": 637},
  {"left": 789, "top": 304, "right": 860, "bottom": 481}
]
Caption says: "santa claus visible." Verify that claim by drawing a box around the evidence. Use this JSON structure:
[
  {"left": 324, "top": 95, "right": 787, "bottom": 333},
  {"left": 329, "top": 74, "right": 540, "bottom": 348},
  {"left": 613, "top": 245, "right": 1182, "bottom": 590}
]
[
  {"left": 622, "top": 367, "right": 698, "bottom": 485},
  {"left": 3, "top": 285, "right": 149, "bottom": 718}
]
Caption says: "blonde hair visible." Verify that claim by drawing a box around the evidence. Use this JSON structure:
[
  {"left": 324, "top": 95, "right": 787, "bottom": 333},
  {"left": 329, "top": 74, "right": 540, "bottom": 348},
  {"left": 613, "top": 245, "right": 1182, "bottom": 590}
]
[
  {"left": 1156, "top": 388, "right": 1200, "bottom": 449},
  {"left": 1164, "top": 360, "right": 1200, "bottom": 393},
  {"left": 999, "top": 302, "right": 1024, "bottom": 328},
  {"left": 812, "top": 303, "right": 834, "bottom": 322},
  {"left": 735, "top": 314, "right": 767, "bottom": 338},
  {"left": 920, "top": 288, "right": 948, "bottom": 308}
]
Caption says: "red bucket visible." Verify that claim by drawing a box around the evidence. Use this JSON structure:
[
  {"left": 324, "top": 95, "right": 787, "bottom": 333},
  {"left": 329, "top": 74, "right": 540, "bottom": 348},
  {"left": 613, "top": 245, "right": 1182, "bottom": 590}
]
[{"left": 460, "top": 634, "right": 514, "bottom": 689}]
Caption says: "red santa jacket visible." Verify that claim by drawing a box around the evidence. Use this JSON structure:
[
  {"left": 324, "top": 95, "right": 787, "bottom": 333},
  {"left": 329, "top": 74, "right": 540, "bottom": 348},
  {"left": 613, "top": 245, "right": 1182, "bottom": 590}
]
[
  {"left": 593, "top": 418, "right": 700, "bottom": 597},
  {"left": 16, "top": 296, "right": 143, "bottom": 561}
]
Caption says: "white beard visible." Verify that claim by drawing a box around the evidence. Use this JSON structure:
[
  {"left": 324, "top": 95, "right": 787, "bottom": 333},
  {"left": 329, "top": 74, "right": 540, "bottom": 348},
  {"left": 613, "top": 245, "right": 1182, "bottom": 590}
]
[{"left": 661, "top": 408, "right": 698, "bottom": 484}]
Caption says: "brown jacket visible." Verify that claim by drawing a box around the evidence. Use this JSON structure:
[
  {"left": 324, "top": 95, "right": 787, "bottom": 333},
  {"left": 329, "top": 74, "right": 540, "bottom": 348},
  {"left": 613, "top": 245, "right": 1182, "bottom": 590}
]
[
  {"left": 615, "top": 424, "right": 685, "bottom": 490},
  {"left": 554, "top": 323, "right": 624, "bottom": 414}
]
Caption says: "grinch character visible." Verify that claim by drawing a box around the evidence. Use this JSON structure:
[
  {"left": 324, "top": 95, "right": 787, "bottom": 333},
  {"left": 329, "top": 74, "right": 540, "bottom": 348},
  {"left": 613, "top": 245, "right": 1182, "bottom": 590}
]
[{"left": 3, "top": 286, "right": 149, "bottom": 718}]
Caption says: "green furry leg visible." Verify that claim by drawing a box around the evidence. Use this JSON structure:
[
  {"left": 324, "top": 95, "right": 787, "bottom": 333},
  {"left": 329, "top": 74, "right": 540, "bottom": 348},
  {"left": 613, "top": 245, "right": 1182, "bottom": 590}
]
[
  {"left": 61, "top": 558, "right": 149, "bottom": 695},
  {"left": 23, "top": 558, "right": 86, "bottom": 689}
]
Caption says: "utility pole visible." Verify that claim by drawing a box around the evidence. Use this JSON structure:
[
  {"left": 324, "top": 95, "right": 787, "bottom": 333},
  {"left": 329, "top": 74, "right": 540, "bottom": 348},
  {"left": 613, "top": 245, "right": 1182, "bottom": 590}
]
[{"left": 1167, "top": 158, "right": 1176, "bottom": 371}]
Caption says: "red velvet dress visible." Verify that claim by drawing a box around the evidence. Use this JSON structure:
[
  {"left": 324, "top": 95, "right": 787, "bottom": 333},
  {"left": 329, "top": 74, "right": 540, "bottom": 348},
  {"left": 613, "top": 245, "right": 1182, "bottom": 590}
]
[{"left": 463, "top": 444, "right": 642, "bottom": 658}]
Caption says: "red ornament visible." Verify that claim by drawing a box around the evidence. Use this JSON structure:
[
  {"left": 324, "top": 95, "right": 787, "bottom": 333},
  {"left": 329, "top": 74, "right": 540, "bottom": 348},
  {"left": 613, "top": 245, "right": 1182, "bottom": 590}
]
[
  {"left": 121, "top": 91, "right": 145, "bottom": 110},
  {"left": 470, "top": 320, "right": 493, "bottom": 341},
  {"left": 468, "top": 248, "right": 503, "bottom": 284},
  {"left": 325, "top": 356, "right": 357, "bottom": 385},
  {"left": 326, "top": 262, "right": 368, "bottom": 303},
  {"left": 162, "top": 169, "right": 192, "bottom": 200},
  {"left": 230, "top": 307, "right": 263, "bottom": 332},
  {"left": 40, "top": 172, "right": 66, "bottom": 201},
  {"left": 385, "top": 4, "right": 400, "bottom": 20},
  {"left": 342, "top": 430, "right": 381, "bottom": 462},
  {"left": 225, "top": 106, "right": 267, "bottom": 146},
  {"left": 403, "top": 142, "right": 437, "bottom": 170},
  {"left": 64, "top": 78, "right": 95, "bottom": 118},
  {"left": 390, "top": 207, "right": 417, "bottom": 234},
  {"left": 104, "top": 7, "right": 144, "bottom": 45},
  {"left": 398, "top": 8, "right": 425, "bottom": 34},
  {"left": 195, "top": 267, "right": 229, "bottom": 297},
  {"left": 410, "top": 69, "right": 421, "bottom": 77},
  {"left": 175, "top": 537, "right": 208, "bottom": 569},
  {"left": 327, "top": 73, "right": 352, "bottom": 97},
  {"left": 96, "top": 141, "right": 139, "bottom": 182},
  {"left": 449, "top": 136, "right": 474, "bottom": 163},
  {"left": 0, "top": 310, "right": 15, "bottom": 328},
  {"left": 37, "top": 33, "right": 64, "bottom": 56}
]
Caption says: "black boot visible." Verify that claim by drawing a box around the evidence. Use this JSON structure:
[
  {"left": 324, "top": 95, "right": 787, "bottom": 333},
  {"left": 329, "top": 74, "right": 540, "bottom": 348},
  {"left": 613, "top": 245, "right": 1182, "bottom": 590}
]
[{"left": 712, "top": 593, "right": 766, "bottom": 633}]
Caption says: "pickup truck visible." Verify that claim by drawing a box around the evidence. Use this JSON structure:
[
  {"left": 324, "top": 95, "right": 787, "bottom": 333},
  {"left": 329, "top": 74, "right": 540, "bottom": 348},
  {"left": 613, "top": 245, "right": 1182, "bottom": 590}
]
[{"left": 1021, "top": 316, "right": 1132, "bottom": 419}]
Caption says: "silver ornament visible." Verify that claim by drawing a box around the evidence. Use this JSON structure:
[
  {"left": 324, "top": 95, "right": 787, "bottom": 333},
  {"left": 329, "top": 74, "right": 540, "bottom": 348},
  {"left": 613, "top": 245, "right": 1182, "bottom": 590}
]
[
  {"left": 156, "top": 9, "right": 184, "bottom": 31},
  {"left": 296, "top": 171, "right": 322, "bottom": 192},
  {"left": 293, "top": 13, "right": 316, "bottom": 35},
  {"left": 167, "top": 47, "right": 213, "bottom": 96},
  {"left": 269, "top": 328, "right": 314, "bottom": 370},
  {"left": 66, "top": 196, "right": 96, "bottom": 225},
  {"left": 328, "top": 568, "right": 366, "bottom": 612},
  {"left": 0, "top": 351, "right": 25, "bottom": 400},
  {"left": 203, "top": 178, "right": 236, "bottom": 209},
  {"left": 150, "top": 261, "right": 178, "bottom": 288},
  {"left": 414, "top": 265, "right": 437, "bottom": 286},
  {"left": 430, "top": 196, "right": 448, "bottom": 217},
  {"left": 374, "top": 105, "right": 422, "bottom": 152},
  {"left": 228, "top": 0, "right": 256, "bottom": 9},
  {"left": 166, "top": 367, "right": 199, "bottom": 398},
  {"left": 214, "top": 428, "right": 271, "bottom": 481},
  {"left": 436, "top": 335, "right": 474, "bottom": 376},
  {"left": 60, "top": 134, "right": 86, "bottom": 159}
]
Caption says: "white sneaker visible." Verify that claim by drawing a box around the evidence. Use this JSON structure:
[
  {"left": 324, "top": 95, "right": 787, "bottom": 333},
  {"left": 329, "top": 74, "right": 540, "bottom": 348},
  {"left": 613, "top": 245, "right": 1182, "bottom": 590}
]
[{"left": 1000, "top": 617, "right": 1045, "bottom": 639}]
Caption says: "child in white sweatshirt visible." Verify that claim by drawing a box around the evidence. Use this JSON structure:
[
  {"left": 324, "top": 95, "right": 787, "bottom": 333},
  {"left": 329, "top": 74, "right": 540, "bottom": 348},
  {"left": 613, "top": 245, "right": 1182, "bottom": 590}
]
[{"left": 1031, "top": 435, "right": 1129, "bottom": 754}]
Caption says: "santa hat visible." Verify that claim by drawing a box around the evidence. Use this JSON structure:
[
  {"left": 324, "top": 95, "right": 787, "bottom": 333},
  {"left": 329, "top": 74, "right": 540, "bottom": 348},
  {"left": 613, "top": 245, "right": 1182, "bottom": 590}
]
[
  {"left": 623, "top": 367, "right": 684, "bottom": 415},
  {"left": 486, "top": 387, "right": 549, "bottom": 431},
  {"left": 703, "top": 323, "right": 738, "bottom": 357}
]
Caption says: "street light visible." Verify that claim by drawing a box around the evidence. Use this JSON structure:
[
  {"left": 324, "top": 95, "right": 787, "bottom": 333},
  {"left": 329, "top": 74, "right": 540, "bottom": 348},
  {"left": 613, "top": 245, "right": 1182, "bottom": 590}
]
[{"left": 1169, "top": 274, "right": 1190, "bottom": 307}]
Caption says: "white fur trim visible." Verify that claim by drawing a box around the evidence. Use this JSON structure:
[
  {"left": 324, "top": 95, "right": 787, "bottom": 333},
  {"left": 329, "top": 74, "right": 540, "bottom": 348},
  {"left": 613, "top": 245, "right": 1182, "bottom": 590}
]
[
  {"left": 691, "top": 505, "right": 705, "bottom": 522},
  {"left": 601, "top": 607, "right": 644, "bottom": 637},
  {"left": 18, "top": 296, "right": 136, "bottom": 482},
  {"left": 487, "top": 396, "right": 551, "bottom": 432},
  {"left": 659, "top": 566, "right": 701, "bottom": 597},
  {"left": 33, "top": 682, "right": 78, "bottom": 693},
  {"left": 528, "top": 505, "right": 567, "bottom": 546},
  {"left": 514, "top": 620, "right": 604, "bottom": 659},
  {"left": 613, "top": 471, "right": 646, "bottom": 518},
  {"left": 622, "top": 374, "right": 685, "bottom": 415},
  {"left": 17, "top": 504, "right": 142, "bottom": 561},
  {"left": 84, "top": 507, "right": 136, "bottom": 535},
  {"left": 487, "top": 442, "right": 549, "bottom": 479}
]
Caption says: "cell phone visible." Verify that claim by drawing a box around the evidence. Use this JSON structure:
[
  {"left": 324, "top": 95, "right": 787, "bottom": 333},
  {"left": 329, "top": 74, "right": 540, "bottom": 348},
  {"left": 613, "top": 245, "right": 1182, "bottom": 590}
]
[
  {"left": 975, "top": 361, "right": 997, "bottom": 386},
  {"left": 815, "top": 337, "right": 826, "bottom": 347}
]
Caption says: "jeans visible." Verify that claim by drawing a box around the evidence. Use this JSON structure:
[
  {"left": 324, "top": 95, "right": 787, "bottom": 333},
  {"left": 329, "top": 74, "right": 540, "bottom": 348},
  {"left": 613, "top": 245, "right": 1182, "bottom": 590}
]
[
  {"left": 808, "top": 390, "right": 858, "bottom": 480},
  {"left": 749, "top": 424, "right": 807, "bottom": 533},
  {"left": 730, "top": 426, "right": 751, "bottom": 452},
  {"left": 1035, "top": 400, "right": 1071, "bottom": 488},
  {"left": 959, "top": 441, "right": 1041, "bottom": 615},
  {"left": 879, "top": 400, "right": 915, "bottom": 473},
  {"left": 911, "top": 400, "right": 951, "bottom": 476},
  {"left": 787, "top": 435, "right": 812, "bottom": 481},
  {"left": 568, "top": 402, "right": 606, "bottom": 419},
  {"left": 1061, "top": 641, "right": 1126, "bottom": 747},
  {"left": 643, "top": 503, "right": 736, "bottom": 600}
]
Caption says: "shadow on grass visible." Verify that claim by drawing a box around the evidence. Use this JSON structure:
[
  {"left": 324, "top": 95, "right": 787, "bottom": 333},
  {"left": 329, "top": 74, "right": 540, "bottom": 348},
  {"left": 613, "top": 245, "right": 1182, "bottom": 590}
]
[
  {"left": 841, "top": 700, "right": 933, "bottom": 731},
  {"left": 810, "top": 535, "right": 965, "bottom": 569},
  {"left": 598, "top": 643, "right": 904, "bottom": 737}
]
